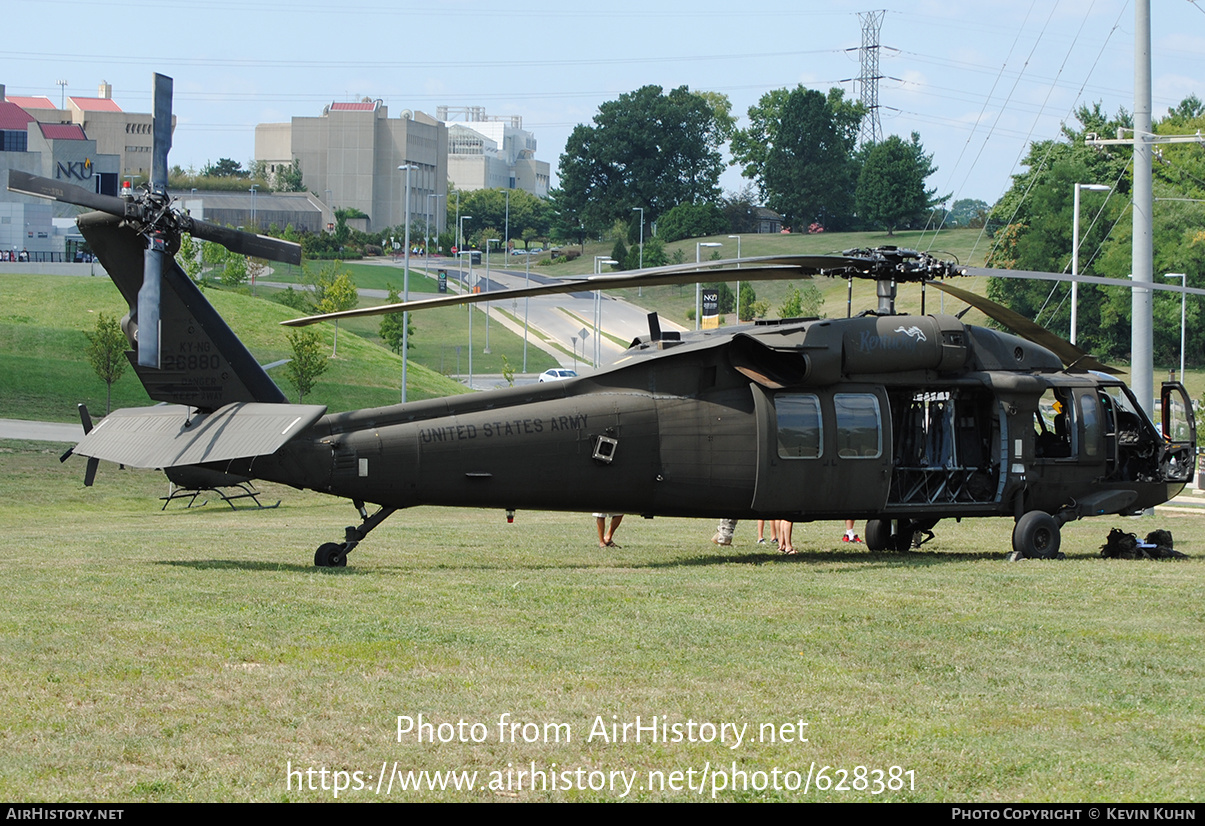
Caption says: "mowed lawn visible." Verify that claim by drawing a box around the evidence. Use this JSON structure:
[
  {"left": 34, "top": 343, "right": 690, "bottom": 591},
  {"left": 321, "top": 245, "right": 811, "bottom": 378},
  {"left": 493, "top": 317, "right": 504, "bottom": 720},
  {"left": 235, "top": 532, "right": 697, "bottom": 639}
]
[{"left": 0, "top": 440, "right": 1201, "bottom": 802}]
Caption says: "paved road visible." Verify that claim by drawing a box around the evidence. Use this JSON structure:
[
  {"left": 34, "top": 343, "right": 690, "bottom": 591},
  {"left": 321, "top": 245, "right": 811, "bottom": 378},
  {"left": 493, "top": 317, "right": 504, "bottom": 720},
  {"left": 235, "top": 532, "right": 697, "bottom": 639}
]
[
  {"left": 344, "top": 257, "right": 688, "bottom": 370},
  {"left": 0, "top": 418, "right": 83, "bottom": 442}
]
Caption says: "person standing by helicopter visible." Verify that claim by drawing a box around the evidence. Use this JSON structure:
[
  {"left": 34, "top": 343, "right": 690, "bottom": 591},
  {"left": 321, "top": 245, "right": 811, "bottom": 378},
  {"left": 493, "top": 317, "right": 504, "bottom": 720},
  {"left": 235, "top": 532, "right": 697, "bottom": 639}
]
[{"left": 595, "top": 513, "right": 623, "bottom": 548}]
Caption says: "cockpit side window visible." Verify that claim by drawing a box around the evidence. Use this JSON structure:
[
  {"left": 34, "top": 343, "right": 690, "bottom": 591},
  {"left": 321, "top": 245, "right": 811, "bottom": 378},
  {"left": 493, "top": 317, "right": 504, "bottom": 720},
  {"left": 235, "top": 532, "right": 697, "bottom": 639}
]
[
  {"left": 1035, "top": 388, "right": 1075, "bottom": 459},
  {"left": 1078, "top": 392, "right": 1101, "bottom": 458}
]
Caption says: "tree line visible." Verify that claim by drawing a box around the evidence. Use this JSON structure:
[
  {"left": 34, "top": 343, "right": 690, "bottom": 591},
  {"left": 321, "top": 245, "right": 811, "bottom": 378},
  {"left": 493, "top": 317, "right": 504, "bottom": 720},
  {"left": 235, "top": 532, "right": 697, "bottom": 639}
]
[
  {"left": 985, "top": 97, "right": 1205, "bottom": 367},
  {"left": 553, "top": 84, "right": 946, "bottom": 249}
]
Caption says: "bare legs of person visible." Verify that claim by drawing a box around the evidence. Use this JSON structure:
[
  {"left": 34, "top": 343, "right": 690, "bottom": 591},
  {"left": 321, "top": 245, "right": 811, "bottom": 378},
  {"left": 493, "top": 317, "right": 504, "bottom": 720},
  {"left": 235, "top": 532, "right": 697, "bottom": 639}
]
[
  {"left": 778, "top": 520, "right": 795, "bottom": 555},
  {"left": 595, "top": 513, "right": 623, "bottom": 548},
  {"left": 757, "top": 520, "right": 778, "bottom": 546}
]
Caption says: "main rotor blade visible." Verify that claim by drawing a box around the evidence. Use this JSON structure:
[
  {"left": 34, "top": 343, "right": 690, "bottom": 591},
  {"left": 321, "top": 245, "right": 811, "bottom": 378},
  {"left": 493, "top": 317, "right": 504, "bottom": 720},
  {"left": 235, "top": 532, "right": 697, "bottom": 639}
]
[
  {"left": 150, "top": 73, "right": 173, "bottom": 194},
  {"left": 183, "top": 217, "right": 302, "bottom": 265},
  {"left": 963, "top": 266, "right": 1205, "bottom": 298},
  {"left": 6, "top": 169, "right": 129, "bottom": 216},
  {"left": 930, "top": 281, "right": 1123, "bottom": 374},
  {"left": 281, "top": 258, "right": 840, "bottom": 327}
]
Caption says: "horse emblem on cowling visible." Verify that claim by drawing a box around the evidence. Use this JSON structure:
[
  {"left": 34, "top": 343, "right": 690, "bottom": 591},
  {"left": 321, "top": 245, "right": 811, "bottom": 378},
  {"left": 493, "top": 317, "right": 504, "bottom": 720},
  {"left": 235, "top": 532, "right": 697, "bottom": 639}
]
[{"left": 894, "top": 325, "right": 927, "bottom": 342}]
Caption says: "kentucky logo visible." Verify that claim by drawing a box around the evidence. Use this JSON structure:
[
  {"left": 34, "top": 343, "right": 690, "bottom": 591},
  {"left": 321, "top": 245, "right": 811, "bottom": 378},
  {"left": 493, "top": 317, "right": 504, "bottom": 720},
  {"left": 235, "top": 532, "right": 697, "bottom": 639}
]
[{"left": 894, "top": 325, "right": 927, "bottom": 342}]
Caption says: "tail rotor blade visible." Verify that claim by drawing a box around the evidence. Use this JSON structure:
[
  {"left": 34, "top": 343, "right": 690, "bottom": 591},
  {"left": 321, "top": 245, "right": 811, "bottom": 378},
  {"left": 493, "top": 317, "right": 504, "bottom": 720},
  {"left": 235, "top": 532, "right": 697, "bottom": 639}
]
[
  {"left": 61, "top": 405, "right": 94, "bottom": 469},
  {"left": 83, "top": 457, "right": 99, "bottom": 487},
  {"left": 78, "top": 403, "right": 94, "bottom": 435},
  {"left": 138, "top": 237, "right": 165, "bottom": 368}
]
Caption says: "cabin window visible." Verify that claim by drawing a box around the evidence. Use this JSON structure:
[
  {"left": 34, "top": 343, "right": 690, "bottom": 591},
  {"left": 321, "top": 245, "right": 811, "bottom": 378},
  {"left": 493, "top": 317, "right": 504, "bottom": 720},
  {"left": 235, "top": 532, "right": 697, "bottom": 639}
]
[
  {"left": 775, "top": 393, "right": 822, "bottom": 459},
  {"left": 1035, "top": 388, "right": 1075, "bottom": 459},
  {"left": 1078, "top": 393, "right": 1101, "bottom": 458},
  {"left": 835, "top": 393, "right": 882, "bottom": 459}
]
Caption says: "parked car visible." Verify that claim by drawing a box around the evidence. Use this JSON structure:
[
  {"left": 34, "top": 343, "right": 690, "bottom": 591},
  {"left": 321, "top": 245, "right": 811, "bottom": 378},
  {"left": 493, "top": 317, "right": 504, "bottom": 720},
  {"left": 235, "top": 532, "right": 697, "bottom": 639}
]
[{"left": 538, "top": 368, "right": 578, "bottom": 383}]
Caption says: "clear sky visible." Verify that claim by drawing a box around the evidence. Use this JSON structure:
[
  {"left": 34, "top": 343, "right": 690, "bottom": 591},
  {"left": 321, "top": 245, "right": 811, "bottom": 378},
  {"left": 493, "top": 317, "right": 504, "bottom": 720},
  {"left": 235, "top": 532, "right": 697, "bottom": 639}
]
[{"left": 4, "top": 0, "right": 1204, "bottom": 208}]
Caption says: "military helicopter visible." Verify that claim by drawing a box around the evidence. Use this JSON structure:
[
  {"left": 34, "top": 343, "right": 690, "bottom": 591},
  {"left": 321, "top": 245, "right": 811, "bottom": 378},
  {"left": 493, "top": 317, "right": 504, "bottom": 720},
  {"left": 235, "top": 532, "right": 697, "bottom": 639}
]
[{"left": 9, "top": 74, "right": 1199, "bottom": 566}]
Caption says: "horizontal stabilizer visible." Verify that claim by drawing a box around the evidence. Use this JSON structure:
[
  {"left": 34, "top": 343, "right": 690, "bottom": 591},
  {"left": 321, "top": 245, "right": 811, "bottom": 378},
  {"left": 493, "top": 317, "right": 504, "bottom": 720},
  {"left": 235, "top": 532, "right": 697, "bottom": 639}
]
[{"left": 73, "top": 402, "right": 326, "bottom": 469}]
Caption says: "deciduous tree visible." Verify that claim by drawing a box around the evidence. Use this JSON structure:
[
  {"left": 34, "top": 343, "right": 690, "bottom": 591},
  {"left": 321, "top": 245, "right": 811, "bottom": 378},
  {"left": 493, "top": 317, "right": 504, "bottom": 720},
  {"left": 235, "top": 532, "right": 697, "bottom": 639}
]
[
  {"left": 313, "top": 263, "right": 359, "bottom": 356},
  {"left": 731, "top": 87, "right": 864, "bottom": 230},
  {"left": 285, "top": 329, "right": 327, "bottom": 402},
  {"left": 275, "top": 159, "right": 304, "bottom": 192},
  {"left": 379, "top": 287, "right": 414, "bottom": 355},
  {"left": 985, "top": 103, "right": 1132, "bottom": 355},
  {"left": 778, "top": 285, "right": 824, "bottom": 319},
  {"left": 175, "top": 233, "right": 202, "bottom": 282},
  {"left": 656, "top": 202, "right": 727, "bottom": 243},
  {"left": 201, "top": 157, "right": 249, "bottom": 178},
  {"left": 855, "top": 133, "right": 944, "bottom": 234},
  {"left": 85, "top": 312, "right": 127, "bottom": 414},
  {"left": 557, "top": 86, "right": 730, "bottom": 235}
]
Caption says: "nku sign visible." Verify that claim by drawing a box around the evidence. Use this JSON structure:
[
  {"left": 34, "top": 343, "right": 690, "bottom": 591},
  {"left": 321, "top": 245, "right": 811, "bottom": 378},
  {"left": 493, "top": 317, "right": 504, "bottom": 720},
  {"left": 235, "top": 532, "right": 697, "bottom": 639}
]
[{"left": 56, "top": 158, "right": 94, "bottom": 181}]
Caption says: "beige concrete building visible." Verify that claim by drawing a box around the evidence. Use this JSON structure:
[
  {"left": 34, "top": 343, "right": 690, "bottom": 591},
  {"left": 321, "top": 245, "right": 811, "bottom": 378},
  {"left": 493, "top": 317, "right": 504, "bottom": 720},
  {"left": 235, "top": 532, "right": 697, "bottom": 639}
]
[
  {"left": 255, "top": 100, "right": 447, "bottom": 234},
  {"left": 8, "top": 81, "right": 171, "bottom": 182},
  {"left": 438, "top": 106, "right": 550, "bottom": 198},
  {"left": 1, "top": 84, "right": 121, "bottom": 258}
]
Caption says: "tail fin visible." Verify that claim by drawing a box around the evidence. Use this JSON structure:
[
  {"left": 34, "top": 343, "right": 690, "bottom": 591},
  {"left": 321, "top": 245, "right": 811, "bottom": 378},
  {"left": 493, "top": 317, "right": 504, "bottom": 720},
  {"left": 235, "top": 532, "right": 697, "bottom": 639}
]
[{"left": 79, "top": 212, "right": 287, "bottom": 410}]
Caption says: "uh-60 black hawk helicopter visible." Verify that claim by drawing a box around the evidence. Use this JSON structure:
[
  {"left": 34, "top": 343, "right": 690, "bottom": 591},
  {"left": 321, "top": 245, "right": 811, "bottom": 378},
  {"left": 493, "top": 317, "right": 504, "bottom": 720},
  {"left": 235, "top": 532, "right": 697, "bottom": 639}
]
[{"left": 10, "top": 73, "right": 1197, "bottom": 567}]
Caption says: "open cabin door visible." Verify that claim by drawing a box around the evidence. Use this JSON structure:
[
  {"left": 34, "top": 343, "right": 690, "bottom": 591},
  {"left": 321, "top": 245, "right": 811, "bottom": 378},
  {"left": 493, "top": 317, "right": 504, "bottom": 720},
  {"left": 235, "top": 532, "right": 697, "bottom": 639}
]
[
  {"left": 1161, "top": 381, "right": 1197, "bottom": 484},
  {"left": 751, "top": 385, "right": 892, "bottom": 517}
]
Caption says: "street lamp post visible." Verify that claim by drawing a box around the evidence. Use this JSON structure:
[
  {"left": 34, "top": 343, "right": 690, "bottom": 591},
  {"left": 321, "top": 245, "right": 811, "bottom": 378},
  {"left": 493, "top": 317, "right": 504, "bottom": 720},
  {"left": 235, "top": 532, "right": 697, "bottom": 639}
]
[
  {"left": 593, "top": 256, "right": 617, "bottom": 367},
  {"left": 458, "top": 215, "right": 472, "bottom": 254},
  {"left": 426, "top": 193, "right": 444, "bottom": 278},
  {"left": 1071, "top": 183, "right": 1111, "bottom": 344},
  {"left": 695, "top": 242, "right": 722, "bottom": 330},
  {"left": 457, "top": 250, "right": 475, "bottom": 389},
  {"left": 728, "top": 234, "right": 742, "bottom": 320},
  {"left": 1165, "top": 273, "right": 1187, "bottom": 382},
  {"left": 249, "top": 184, "right": 258, "bottom": 228},
  {"left": 398, "top": 164, "right": 417, "bottom": 402},
  {"left": 484, "top": 238, "right": 499, "bottom": 354},
  {"left": 632, "top": 206, "right": 644, "bottom": 266},
  {"left": 523, "top": 243, "right": 532, "bottom": 372}
]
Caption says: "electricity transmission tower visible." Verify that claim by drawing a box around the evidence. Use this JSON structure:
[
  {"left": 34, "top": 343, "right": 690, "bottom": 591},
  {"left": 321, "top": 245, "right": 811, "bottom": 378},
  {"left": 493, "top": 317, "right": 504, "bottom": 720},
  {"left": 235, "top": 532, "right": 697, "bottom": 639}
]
[{"left": 856, "top": 10, "right": 885, "bottom": 147}]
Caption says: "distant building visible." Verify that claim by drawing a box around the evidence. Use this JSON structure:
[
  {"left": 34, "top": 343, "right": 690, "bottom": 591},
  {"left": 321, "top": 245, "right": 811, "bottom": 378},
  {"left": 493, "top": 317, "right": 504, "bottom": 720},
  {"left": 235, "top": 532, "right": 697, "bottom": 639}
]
[
  {"left": 6, "top": 80, "right": 173, "bottom": 183},
  {"left": 170, "top": 190, "right": 327, "bottom": 235},
  {"left": 0, "top": 83, "right": 122, "bottom": 258},
  {"left": 438, "top": 106, "right": 550, "bottom": 198},
  {"left": 255, "top": 100, "right": 447, "bottom": 234},
  {"left": 754, "top": 207, "right": 784, "bottom": 234}
]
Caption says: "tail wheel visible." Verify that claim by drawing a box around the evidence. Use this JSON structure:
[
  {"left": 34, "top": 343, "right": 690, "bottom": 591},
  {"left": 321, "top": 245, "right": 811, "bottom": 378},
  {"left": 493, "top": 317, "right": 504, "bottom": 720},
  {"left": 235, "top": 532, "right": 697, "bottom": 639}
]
[
  {"left": 315, "top": 542, "right": 347, "bottom": 567},
  {"left": 1012, "top": 511, "right": 1061, "bottom": 559}
]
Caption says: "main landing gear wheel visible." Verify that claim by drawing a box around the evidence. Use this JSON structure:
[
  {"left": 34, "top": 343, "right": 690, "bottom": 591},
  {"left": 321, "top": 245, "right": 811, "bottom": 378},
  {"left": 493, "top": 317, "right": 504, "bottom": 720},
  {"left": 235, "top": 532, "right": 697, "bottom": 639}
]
[
  {"left": 865, "top": 518, "right": 915, "bottom": 551},
  {"left": 1011, "top": 511, "right": 1062, "bottom": 560},
  {"left": 891, "top": 518, "right": 916, "bottom": 551},
  {"left": 315, "top": 542, "right": 346, "bottom": 567},
  {"left": 865, "top": 518, "right": 891, "bottom": 551}
]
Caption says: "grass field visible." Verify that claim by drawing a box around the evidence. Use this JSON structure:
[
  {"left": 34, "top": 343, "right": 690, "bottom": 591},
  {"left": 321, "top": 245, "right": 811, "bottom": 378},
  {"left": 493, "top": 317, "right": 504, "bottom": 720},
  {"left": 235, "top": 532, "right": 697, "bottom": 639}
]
[
  {"left": 0, "top": 438, "right": 1201, "bottom": 802},
  {"left": 0, "top": 274, "right": 472, "bottom": 423}
]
